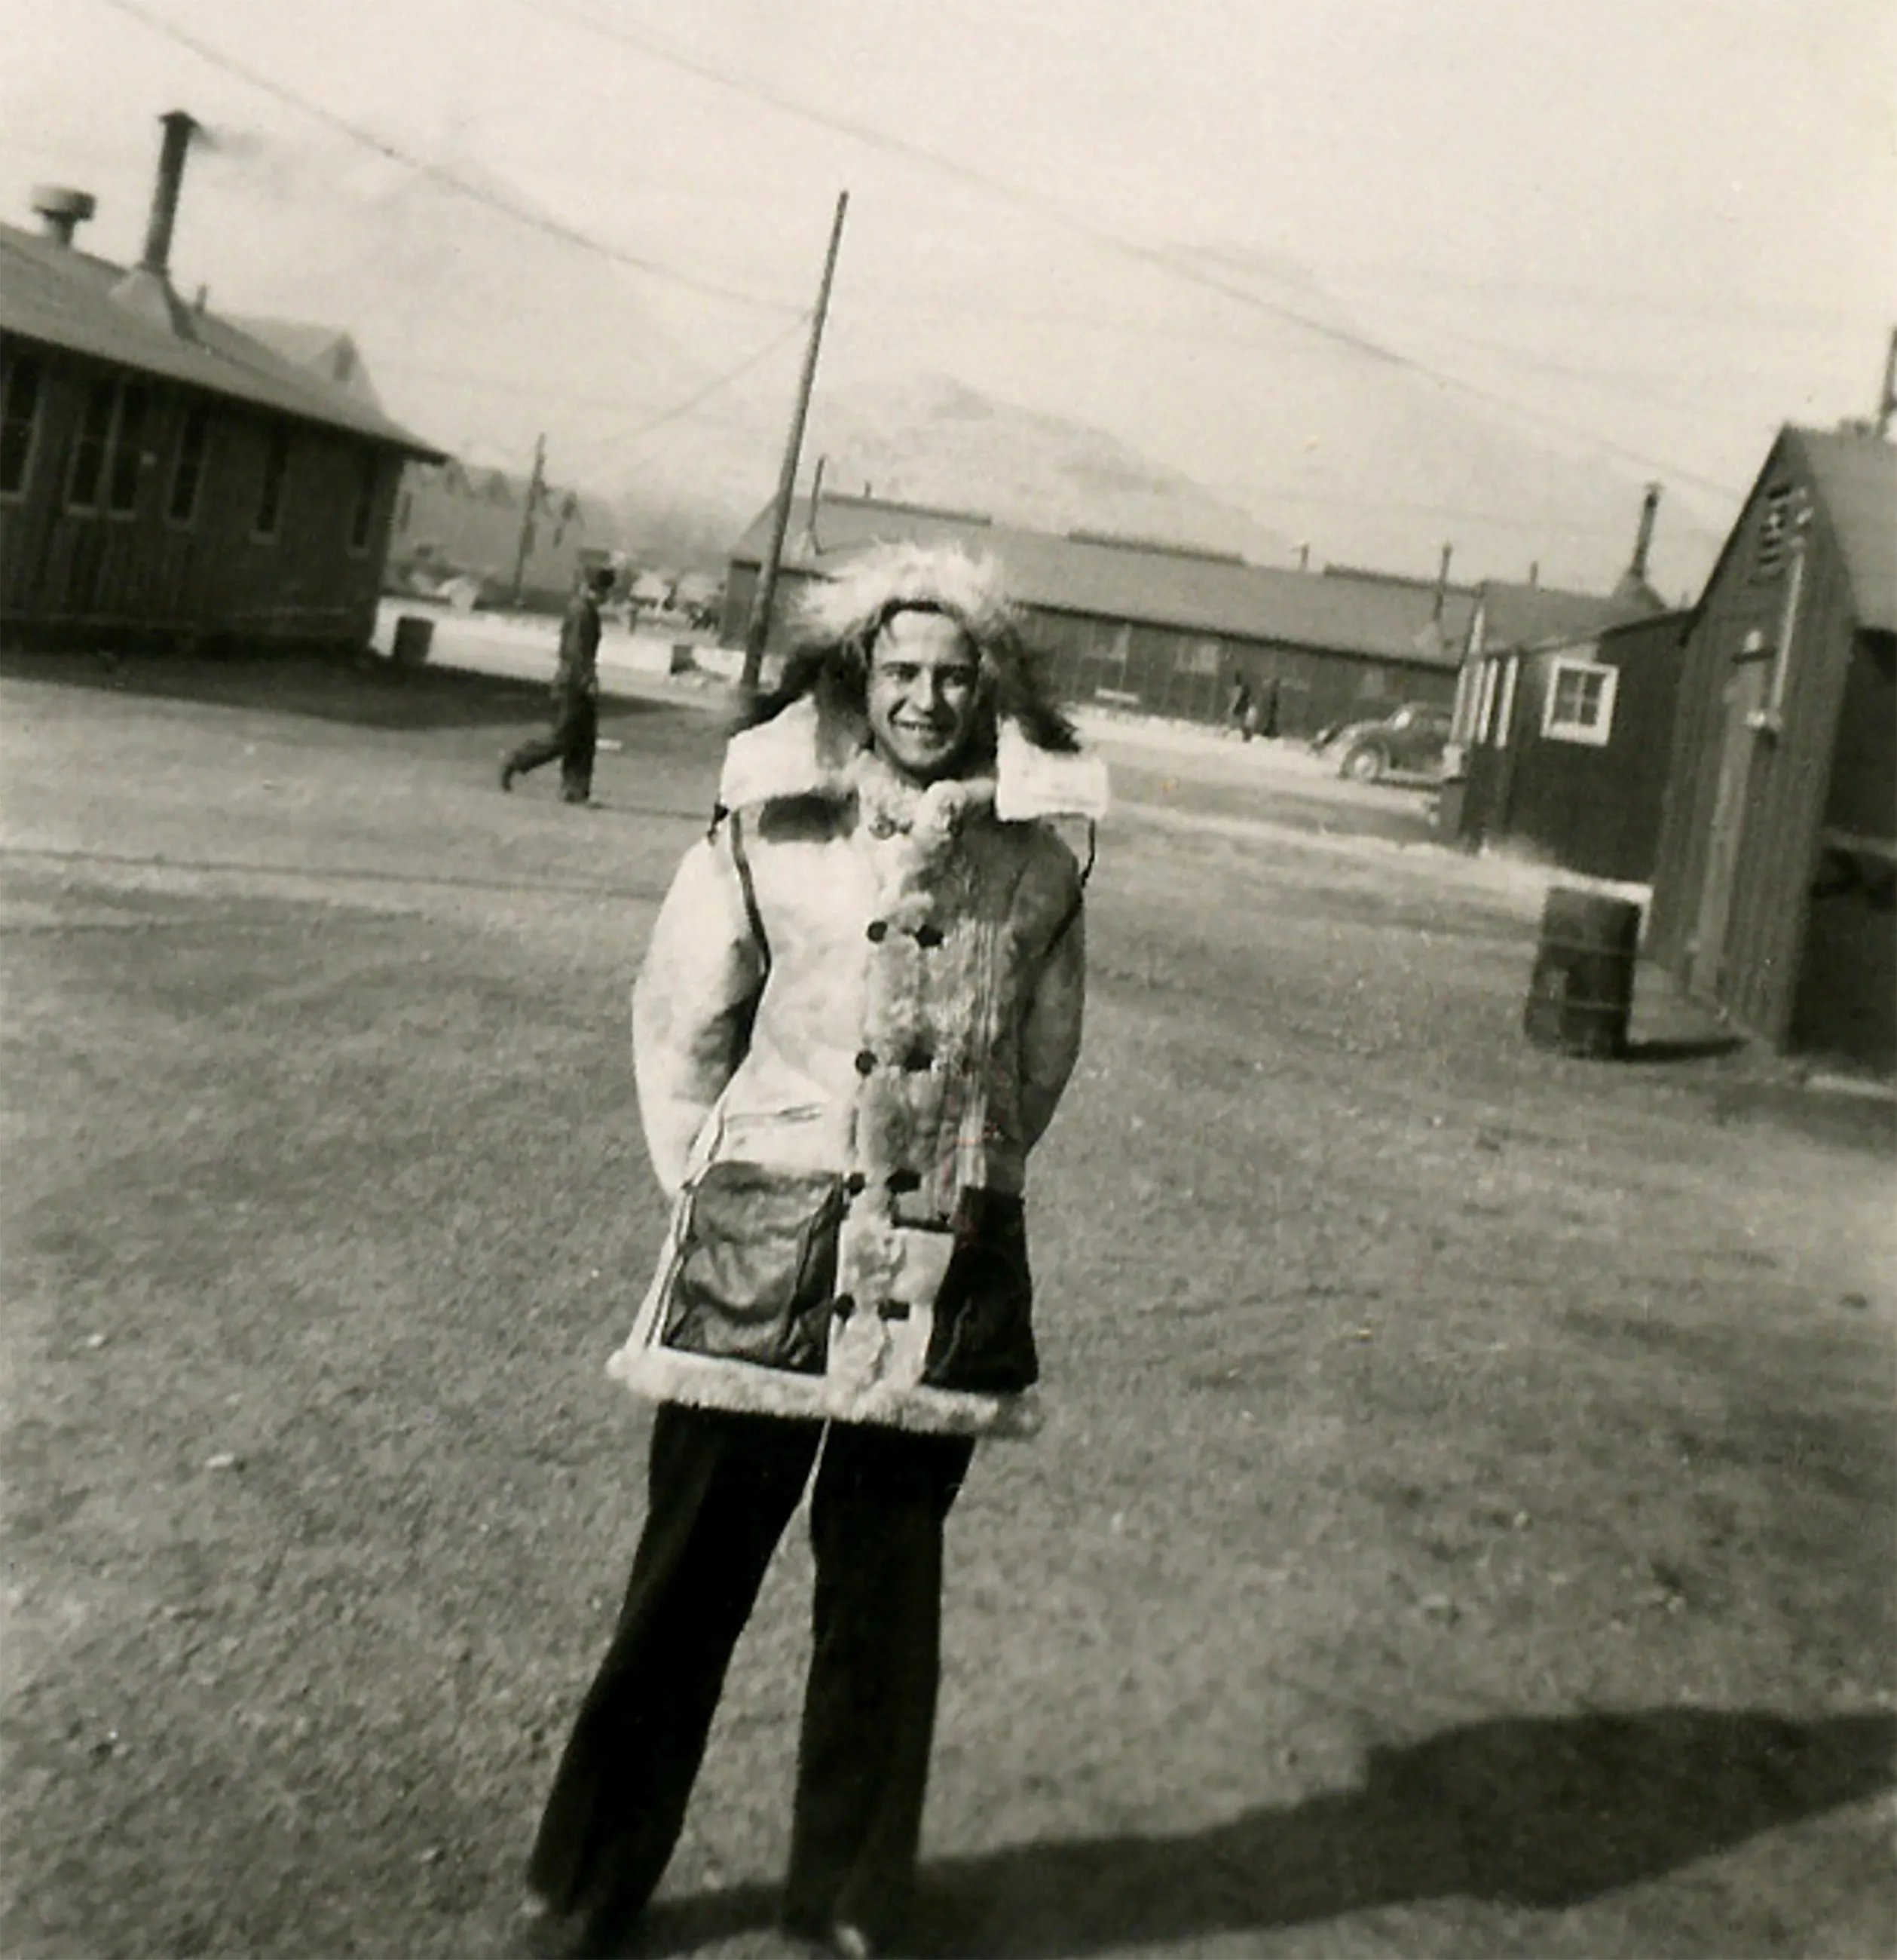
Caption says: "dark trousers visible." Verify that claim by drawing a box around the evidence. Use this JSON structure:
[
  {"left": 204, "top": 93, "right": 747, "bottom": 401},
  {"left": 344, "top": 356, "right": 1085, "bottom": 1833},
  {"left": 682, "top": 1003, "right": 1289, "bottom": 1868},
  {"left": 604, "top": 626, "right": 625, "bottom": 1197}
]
[
  {"left": 506, "top": 691, "right": 598, "bottom": 802},
  {"left": 526, "top": 1404, "right": 975, "bottom": 1946}
]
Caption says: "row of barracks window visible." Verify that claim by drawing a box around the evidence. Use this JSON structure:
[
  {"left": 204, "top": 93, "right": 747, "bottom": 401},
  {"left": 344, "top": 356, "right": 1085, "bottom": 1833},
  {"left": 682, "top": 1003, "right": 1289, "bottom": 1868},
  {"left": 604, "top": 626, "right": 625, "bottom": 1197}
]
[{"left": 0, "top": 352, "right": 381, "bottom": 550}]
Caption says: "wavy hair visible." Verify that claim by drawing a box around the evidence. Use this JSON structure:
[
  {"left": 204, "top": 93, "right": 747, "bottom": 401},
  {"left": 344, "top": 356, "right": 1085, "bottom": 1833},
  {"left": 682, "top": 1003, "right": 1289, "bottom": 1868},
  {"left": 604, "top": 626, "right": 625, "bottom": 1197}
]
[{"left": 737, "top": 543, "right": 1079, "bottom": 756}]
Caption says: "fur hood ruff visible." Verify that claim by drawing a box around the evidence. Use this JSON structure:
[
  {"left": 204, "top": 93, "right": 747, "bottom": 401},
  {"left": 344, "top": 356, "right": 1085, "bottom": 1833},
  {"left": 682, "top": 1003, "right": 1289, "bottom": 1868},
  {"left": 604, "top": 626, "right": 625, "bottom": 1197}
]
[{"left": 717, "top": 695, "right": 1111, "bottom": 826}]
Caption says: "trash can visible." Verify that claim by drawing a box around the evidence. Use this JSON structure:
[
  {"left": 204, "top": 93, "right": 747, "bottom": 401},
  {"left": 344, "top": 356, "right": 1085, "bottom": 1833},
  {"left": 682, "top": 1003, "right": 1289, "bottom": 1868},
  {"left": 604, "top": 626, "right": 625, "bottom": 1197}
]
[
  {"left": 1523, "top": 887, "right": 1642, "bottom": 1059},
  {"left": 391, "top": 614, "right": 435, "bottom": 669}
]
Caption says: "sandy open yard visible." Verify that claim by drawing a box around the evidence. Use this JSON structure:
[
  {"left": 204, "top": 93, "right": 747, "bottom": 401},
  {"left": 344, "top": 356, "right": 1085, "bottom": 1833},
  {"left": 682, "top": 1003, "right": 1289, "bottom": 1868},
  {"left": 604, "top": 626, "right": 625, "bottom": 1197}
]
[{"left": 2, "top": 648, "right": 1892, "bottom": 1959}]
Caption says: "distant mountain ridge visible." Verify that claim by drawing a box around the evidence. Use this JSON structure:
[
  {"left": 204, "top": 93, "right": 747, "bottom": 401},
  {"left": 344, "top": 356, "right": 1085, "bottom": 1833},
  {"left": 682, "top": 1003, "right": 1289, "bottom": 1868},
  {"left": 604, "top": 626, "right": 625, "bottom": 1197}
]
[
  {"left": 601, "top": 371, "right": 1296, "bottom": 572},
  {"left": 592, "top": 355, "right": 1724, "bottom": 598}
]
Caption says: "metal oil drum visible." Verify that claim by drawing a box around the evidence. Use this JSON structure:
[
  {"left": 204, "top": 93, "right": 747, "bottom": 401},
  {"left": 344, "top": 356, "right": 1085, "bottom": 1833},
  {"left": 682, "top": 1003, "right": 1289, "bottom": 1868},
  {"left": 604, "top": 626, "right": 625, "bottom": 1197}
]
[{"left": 1523, "top": 887, "right": 1642, "bottom": 1058}]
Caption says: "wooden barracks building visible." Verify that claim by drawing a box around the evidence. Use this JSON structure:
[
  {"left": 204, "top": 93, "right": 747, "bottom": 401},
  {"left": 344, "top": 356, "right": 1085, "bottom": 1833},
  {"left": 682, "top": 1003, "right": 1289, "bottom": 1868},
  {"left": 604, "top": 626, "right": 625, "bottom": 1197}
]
[
  {"left": 0, "top": 112, "right": 442, "bottom": 656},
  {"left": 722, "top": 484, "right": 1671, "bottom": 742},
  {"left": 724, "top": 489, "right": 1483, "bottom": 737}
]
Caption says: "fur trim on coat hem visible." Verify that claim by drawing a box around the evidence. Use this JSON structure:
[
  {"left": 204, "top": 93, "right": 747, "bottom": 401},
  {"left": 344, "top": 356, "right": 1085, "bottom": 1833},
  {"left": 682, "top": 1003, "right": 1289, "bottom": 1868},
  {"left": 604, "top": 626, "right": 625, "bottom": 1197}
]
[{"left": 605, "top": 1340, "right": 1043, "bottom": 1440}]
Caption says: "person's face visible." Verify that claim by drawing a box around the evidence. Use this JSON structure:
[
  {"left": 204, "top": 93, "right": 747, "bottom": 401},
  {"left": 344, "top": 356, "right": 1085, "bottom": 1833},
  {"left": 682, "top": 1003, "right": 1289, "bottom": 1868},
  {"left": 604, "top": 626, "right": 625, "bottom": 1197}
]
[{"left": 865, "top": 610, "right": 982, "bottom": 784}]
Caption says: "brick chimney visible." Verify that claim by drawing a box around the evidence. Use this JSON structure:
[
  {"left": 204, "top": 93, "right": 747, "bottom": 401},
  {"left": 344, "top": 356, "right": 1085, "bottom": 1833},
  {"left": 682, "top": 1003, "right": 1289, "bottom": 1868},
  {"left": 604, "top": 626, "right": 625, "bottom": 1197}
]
[
  {"left": 30, "top": 185, "right": 96, "bottom": 247},
  {"left": 112, "top": 110, "right": 200, "bottom": 337}
]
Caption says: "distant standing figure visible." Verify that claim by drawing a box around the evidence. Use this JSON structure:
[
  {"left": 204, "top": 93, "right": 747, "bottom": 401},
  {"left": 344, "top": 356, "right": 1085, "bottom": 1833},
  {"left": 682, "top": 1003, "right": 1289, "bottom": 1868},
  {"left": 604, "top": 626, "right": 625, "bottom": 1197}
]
[
  {"left": 501, "top": 566, "right": 615, "bottom": 804},
  {"left": 1228, "top": 675, "right": 1254, "bottom": 741},
  {"left": 1255, "top": 674, "right": 1281, "bottom": 741}
]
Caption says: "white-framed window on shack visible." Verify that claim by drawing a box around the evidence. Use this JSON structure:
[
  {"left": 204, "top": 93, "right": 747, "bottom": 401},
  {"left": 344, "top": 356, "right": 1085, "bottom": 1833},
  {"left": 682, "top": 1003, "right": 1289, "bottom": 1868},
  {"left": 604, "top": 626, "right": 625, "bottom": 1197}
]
[
  {"left": 0, "top": 351, "right": 47, "bottom": 499},
  {"left": 347, "top": 447, "right": 381, "bottom": 553},
  {"left": 1082, "top": 620, "right": 1131, "bottom": 675},
  {"left": 65, "top": 375, "right": 122, "bottom": 511},
  {"left": 104, "top": 383, "right": 151, "bottom": 515},
  {"left": 1541, "top": 653, "right": 1619, "bottom": 746},
  {"left": 253, "top": 424, "right": 292, "bottom": 539},
  {"left": 1173, "top": 638, "right": 1222, "bottom": 675},
  {"left": 167, "top": 398, "right": 213, "bottom": 526}
]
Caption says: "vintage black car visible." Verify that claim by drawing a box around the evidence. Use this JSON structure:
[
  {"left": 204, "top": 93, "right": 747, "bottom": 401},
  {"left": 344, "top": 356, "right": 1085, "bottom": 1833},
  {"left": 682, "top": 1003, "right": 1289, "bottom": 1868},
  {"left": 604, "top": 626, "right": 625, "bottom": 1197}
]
[{"left": 1311, "top": 702, "right": 1452, "bottom": 782}]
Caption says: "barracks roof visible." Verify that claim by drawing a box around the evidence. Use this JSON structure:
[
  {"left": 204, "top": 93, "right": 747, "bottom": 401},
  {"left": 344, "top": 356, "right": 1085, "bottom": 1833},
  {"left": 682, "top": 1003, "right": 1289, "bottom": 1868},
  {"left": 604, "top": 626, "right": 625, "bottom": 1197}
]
[
  {"left": 0, "top": 221, "right": 442, "bottom": 459},
  {"left": 1468, "top": 577, "right": 1662, "bottom": 656},
  {"left": 729, "top": 494, "right": 1492, "bottom": 667}
]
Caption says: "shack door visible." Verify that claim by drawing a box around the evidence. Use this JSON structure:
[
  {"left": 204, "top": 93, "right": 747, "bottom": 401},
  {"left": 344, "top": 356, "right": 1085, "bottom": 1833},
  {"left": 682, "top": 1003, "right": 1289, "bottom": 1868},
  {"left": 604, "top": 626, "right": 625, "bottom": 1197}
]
[{"left": 1689, "top": 653, "right": 1769, "bottom": 996}]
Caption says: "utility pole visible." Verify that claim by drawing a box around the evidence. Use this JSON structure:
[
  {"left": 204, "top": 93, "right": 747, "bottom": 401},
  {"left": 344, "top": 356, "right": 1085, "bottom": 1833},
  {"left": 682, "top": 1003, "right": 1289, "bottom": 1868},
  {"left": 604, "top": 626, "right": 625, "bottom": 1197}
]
[
  {"left": 510, "top": 432, "right": 546, "bottom": 610},
  {"left": 742, "top": 191, "right": 849, "bottom": 693}
]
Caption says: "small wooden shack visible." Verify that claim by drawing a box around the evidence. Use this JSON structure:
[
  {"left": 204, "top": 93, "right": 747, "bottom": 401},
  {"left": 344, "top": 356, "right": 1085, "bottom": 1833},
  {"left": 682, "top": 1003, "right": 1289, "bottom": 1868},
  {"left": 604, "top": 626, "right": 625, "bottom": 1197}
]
[
  {"left": 1449, "top": 609, "right": 1691, "bottom": 880},
  {"left": 1647, "top": 425, "right": 1896, "bottom": 1072}
]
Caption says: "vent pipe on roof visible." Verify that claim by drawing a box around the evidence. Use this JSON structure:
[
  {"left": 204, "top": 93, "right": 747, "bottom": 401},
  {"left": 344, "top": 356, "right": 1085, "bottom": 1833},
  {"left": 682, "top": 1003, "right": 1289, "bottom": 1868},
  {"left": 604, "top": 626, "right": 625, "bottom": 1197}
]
[
  {"left": 1629, "top": 482, "right": 1661, "bottom": 581},
  {"left": 1296, "top": 541, "right": 1310, "bottom": 571},
  {"left": 1877, "top": 326, "right": 1896, "bottom": 440},
  {"left": 111, "top": 110, "right": 200, "bottom": 337},
  {"left": 1527, "top": 561, "right": 1539, "bottom": 587},
  {"left": 30, "top": 185, "right": 96, "bottom": 247},
  {"left": 1431, "top": 543, "right": 1454, "bottom": 623},
  {"left": 140, "top": 109, "right": 199, "bottom": 278}
]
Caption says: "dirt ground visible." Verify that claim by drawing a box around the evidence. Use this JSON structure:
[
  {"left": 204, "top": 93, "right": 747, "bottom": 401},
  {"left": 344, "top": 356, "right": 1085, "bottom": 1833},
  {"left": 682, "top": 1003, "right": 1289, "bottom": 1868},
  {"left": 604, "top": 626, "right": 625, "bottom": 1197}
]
[{"left": 2, "top": 648, "right": 1892, "bottom": 1960}]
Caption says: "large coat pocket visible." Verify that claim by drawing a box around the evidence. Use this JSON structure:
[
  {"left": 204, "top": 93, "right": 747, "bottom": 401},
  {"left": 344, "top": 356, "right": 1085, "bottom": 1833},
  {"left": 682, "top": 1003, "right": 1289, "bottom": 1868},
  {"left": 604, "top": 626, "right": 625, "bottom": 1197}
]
[
  {"left": 660, "top": 1162, "right": 846, "bottom": 1374},
  {"left": 922, "top": 1189, "right": 1039, "bottom": 1395}
]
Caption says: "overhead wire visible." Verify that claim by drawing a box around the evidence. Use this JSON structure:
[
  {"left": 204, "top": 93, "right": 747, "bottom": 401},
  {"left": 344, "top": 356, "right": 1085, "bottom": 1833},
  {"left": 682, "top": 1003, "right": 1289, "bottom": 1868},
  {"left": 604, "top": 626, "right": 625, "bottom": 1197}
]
[
  {"left": 83, "top": 0, "right": 1752, "bottom": 516},
  {"left": 515, "top": 0, "right": 1749, "bottom": 502},
  {"left": 372, "top": 311, "right": 809, "bottom": 439},
  {"left": 603, "top": 311, "right": 813, "bottom": 447},
  {"left": 518, "top": 0, "right": 1408, "bottom": 369}
]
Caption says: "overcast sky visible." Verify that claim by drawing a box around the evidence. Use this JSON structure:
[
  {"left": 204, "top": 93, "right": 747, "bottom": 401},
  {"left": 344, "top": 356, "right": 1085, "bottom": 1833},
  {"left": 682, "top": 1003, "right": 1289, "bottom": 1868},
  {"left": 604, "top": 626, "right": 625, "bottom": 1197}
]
[{"left": 4, "top": 0, "right": 1892, "bottom": 583}]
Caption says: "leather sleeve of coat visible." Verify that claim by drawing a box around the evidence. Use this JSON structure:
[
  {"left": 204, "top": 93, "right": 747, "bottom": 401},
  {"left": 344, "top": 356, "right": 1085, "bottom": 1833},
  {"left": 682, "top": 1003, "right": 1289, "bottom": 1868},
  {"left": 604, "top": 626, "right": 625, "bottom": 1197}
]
[
  {"left": 632, "top": 828, "right": 768, "bottom": 1197},
  {"left": 1019, "top": 896, "right": 1085, "bottom": 1153}
]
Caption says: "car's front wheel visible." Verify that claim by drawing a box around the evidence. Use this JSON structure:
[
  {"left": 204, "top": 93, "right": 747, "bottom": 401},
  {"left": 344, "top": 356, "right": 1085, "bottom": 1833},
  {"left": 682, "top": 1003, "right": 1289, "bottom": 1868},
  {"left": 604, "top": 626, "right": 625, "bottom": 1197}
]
[{"left": 1342, "top": 743, "right": 1386, "bottom": 782}]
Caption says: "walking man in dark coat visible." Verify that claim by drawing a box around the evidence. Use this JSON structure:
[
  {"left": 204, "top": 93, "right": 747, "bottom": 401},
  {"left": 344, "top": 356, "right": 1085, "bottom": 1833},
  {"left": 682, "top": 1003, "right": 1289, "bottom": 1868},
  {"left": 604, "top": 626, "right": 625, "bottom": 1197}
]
[{"left": 501, "top": 565, "right": 615, "bottom": 804}]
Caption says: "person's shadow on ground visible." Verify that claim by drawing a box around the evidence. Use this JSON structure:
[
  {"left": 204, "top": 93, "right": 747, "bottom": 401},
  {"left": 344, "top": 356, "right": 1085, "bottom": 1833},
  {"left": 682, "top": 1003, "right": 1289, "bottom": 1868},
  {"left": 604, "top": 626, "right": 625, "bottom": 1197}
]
[{"left": 631, "top": 1707, "right": 1893, "bottom": 1955}]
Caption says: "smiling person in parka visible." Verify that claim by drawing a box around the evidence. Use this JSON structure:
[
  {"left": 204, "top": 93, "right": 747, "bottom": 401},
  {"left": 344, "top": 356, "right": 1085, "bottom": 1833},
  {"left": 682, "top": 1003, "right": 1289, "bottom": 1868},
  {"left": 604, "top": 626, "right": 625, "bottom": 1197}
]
[{"left": 519, "top": 544, "right": 1106, "bottom": 1960}]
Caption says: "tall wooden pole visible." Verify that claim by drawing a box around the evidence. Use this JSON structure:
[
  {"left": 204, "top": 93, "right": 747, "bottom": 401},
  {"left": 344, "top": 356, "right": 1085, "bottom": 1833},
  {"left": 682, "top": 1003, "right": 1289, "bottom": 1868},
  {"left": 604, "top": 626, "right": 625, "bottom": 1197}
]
[
  {"left": 742, "top": 191, "right": 849, "bottom": 693},
  {"left": 510, "top": 432, "right": 546, "bottom": 609}
]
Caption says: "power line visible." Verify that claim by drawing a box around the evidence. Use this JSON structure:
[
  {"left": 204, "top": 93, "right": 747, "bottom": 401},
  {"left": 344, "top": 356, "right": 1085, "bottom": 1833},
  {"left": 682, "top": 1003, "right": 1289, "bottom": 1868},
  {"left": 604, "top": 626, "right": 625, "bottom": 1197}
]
[
  {"left": 92, "top": 0, "right": 800, "bottom": 316},
  {"left": 373, "top": 317, "right": 806, "bottom": 424},
  {"left": 75, "top": 0, "right": 1752, "bottom": 512},
  {"left": 607, "top": 314, "right": 814, "bottom": 447},
  {"left": 516, "top": 0, "right": 1749, "bottom": 501},
  {"left": 517, "top": 0, "right": 1404, "bottom": 367},
  {"left": 374, "top": 314, "right": 810, "bottom": 479}
]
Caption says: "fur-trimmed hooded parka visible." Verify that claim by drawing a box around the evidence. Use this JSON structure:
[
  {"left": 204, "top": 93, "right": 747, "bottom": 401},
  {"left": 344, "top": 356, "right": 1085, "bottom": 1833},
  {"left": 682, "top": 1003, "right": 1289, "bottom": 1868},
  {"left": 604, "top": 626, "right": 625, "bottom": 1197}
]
[{"left": 610, "top": 564, "right": 1105, "bottom": 1438}]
